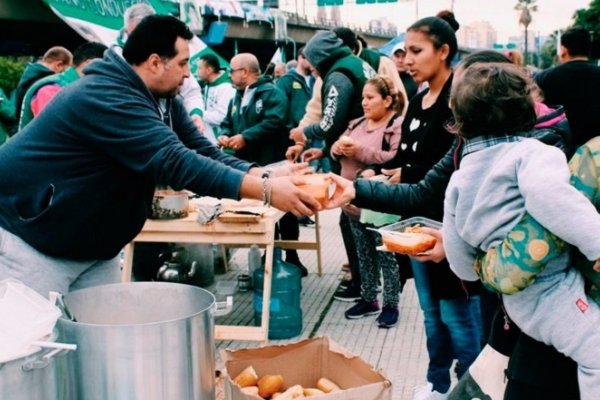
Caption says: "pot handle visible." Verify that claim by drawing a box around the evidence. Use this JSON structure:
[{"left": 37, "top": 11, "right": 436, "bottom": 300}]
[{"left": 21, "top": 345, "right": 75, "bottom": 372}]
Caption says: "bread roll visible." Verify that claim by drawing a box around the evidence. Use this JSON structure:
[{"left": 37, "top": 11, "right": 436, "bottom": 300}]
[
  {"left": 382, "top": 232, "right": 436, "bottom": 255},
  {"left": 275, "top": 384, "right": 304, "bottom": 399},
  {"left": 303, "top": 387, "right": 326, "bottom": 396},
  {"left": 233, "top": 365, "right": 259, "bottom": 388},
  {"left": 316, "top": 377, "right": 341, "bottom": 393},
  {"left": 339, "top": 136, "right": 354, "bottom": 145},
  {"left": 257, "top": 374, "right": 285, "bottom": 398}
]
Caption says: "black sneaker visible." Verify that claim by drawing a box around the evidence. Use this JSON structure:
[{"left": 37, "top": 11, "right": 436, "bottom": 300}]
[
  {"left": 333, "top": 286, "right": 361, "bottom": 302},
  {"left": 338, "top": 277, "right": 352, "bottom": 290},
  {"left": 345, "top": 299, "right": 380, "bottom": 319},
  {"left": 286, "top": 254, "right": 308, "bottom": 277},
  {"left": 376, "top": 306, "right": 399, "bottom": 328}
]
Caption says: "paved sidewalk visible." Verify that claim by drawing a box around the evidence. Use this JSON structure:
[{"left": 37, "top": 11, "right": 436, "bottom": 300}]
[{"left": 213, "top": 209, "right": 430, "bottom": 400}]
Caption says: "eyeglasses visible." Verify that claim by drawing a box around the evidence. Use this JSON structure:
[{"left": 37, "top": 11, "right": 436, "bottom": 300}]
[{"left": 229, "top": 67, "right": 245, "bottom": 74}]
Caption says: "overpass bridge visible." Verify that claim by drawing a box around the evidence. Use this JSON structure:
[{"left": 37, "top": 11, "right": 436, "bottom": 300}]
[{"left": 0, "top": 0, "right": 395, "bottom": 66}]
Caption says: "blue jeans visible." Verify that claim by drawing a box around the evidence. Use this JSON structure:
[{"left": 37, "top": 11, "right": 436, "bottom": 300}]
[
  {"left": 411, "top": 260, "right": 482, "bottom": 393},
  {"left": 307, "top": 139, "right": 331, "bottom": 172}
]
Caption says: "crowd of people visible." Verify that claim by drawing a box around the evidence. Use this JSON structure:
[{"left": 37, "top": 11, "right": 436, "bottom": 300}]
[{"left": 1, "top": 3, "right": 600, "bottom": 399}]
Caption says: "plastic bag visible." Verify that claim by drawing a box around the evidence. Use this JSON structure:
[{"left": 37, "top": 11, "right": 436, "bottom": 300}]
[{"left": 0, "top": 279, "right": 61, "bottom": 362}]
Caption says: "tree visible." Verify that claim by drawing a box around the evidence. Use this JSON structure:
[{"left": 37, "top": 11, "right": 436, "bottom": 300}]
[
  {"left": 574, "top": 0, "right": 600, "bottom": 59},
  {"left": 539, "top": 31, "right": 559, "bottom": 69},
  {"left": 515, "top": 0, "right": 537, "bottom": 65}
]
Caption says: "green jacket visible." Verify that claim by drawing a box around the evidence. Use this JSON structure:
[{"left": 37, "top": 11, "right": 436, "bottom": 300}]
[
  {"left": 220, "top": 76, "right": 288, "bottom": 166},
  {"left": 14, "top": 62, "right": 54, "bottom": 123},
  {"left": 19, "top": 67, "right": 80, "bottom": 130},
  {"left": 276, "top": 69, "right": 313, "bottom": 130},
  {"left": 322, "top": 48, "right": 373, "bottom": 139},
  {"left": 359, "top": 48, "right": 381, "bottom": 72},
  {"left": 0, "top": 89, "right": 15, "bottom": 144}
]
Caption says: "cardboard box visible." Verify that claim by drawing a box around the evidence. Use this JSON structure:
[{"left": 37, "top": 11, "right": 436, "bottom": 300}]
[{"left": 222, "top": 336, "right": 392, "bottom": 399}]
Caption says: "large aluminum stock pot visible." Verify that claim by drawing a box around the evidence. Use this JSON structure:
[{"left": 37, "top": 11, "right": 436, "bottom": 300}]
[
  {"left": 0, "top": 331, "right": 70, "bottom": 400},
  {"left": 57, "top": 282, "right": 216, "bottom": 400}
]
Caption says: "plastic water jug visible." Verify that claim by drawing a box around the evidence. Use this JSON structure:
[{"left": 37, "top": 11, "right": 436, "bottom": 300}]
[
  {"left": 253, "top": 248, "right": 302, "bottom": 339},
  {"left": 248, "top": 244, "right": 261, "bottom": 289}
]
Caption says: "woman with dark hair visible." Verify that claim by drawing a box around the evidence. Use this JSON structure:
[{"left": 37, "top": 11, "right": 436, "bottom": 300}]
[
  {"left": 354, "top": 15, "right": 482, "bottom": 400},
  {"left": 334, "top": 75, "right": 404, "bottom": 328}
]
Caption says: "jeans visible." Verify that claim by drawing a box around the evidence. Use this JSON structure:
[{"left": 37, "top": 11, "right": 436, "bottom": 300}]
[
  {"left": 411, "top": 259, "right": 482, "bottom": 393},
  {"left": 0, "top": 226, "right": 121, "bottom": 296},
  {"left": 307, "top": 139, "right": 331, "bottom": 172}
]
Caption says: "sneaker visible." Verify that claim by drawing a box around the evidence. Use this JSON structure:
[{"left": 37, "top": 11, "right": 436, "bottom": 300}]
[
  {"left": 333, "top": 286, "right": 361, "bottom": 302},
  {"left": 338, "top": 274, "right": 352, "bottom": 289},
  {"left": 376, "top": 306, "right": 399, "bottom": 328},
  {"left": 286, "top": 254, "right": 308, "bottom": 277},
  {"left": 413, "top": 383, "right": 449, "bottom": 400},
  {"left": 345, "top": 299, "right": 380, "bottom": 319}
]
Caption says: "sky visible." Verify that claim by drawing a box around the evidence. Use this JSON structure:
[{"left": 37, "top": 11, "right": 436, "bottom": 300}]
[{"left": 282, "top": 0, "right": 592, "bottom": 42}]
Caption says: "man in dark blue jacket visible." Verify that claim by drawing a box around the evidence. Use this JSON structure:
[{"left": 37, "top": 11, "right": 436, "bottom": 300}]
[{"left": 0, "top": 16, "right": 319, "bottom": 296}]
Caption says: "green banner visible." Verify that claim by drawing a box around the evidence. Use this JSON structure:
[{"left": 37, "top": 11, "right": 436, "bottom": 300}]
[
  {"left": 41, "top": 0, "right": 228, "bottom": 70},
  {"left": 41, "top": 0, "right": 175, "bottom": 30},
  {"left": 317, "top": 0, "right": 343, "bottom": 6}
]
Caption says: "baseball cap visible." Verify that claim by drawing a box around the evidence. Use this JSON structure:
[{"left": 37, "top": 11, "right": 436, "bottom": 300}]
[{"left": 392, "top": 41, "right": 405, "bottom": 54}]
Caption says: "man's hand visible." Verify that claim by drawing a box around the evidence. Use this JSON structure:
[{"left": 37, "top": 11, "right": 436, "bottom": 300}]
[
  {"left": 289, "top": 126, "right": 306, "bottom": 143},
  {"left": 302, "top": 148, "right": 323, "bottom": 163},
  {"left": 217, "top": 135, "right": 230, "bottom": 148},
  {"left": 323, "top": 173, "right": 355, "bottom": 209},
  {"left": 228, "top": 134, "right": 246, "bottom": 151},
  {"left": 381, "top": 167, "right": 401, "bottom": 184},
  {"left": 411, "top": 227, "right": 446, "bottom": 263},
  {"left": 270, "top": 176, "right": 321, "bottom": 216},
  {"left": 286, "top": 144, "right": 305, "bottom": 162},
  {"left": 190, "top": 114, "right": 205, "bottom": 132}
]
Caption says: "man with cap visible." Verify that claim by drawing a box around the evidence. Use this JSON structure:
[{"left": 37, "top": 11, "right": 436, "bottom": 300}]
[{"left": 391, "top": 41, "right": 418, "bottom": 100}]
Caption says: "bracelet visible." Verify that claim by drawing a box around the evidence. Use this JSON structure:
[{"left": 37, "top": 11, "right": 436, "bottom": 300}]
[{"left": 261, "top": 177, "right": 272, "bottom": 206}]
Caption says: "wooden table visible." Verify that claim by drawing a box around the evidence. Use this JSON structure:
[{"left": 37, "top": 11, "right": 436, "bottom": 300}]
[{"left": 121, "top": 208, "right": 285, "bottom": 343}]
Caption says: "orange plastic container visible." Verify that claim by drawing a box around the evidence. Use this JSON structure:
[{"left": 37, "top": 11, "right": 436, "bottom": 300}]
[{"left": 296, "top": 174, "right": 332, "bottom": 207}]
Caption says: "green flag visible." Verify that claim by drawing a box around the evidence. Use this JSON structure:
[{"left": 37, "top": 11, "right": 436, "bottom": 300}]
[{"left": 41, "top": 0, "right": 228, "bottom": 72}]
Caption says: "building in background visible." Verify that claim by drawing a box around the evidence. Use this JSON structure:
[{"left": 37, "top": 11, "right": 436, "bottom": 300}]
[{"left": 456, "top": 21, "right": 497, "bottom": 49}]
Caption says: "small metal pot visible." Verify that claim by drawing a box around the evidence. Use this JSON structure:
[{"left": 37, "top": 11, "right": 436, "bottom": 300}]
[{"left": 150, "top": 190, "right": 189, "bottom": 219}]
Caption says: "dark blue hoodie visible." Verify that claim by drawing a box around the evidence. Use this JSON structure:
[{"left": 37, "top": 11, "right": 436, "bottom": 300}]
[{"left": 0, "top": 50, "right": 252, "bottom": 260}]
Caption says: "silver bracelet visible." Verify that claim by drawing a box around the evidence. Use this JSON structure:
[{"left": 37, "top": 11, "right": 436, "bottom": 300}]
[{"left": 261, "top": 177, "right": 272, "bottom": 206}]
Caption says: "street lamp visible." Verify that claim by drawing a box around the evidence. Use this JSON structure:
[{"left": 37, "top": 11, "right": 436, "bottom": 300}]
[{"left": 515, "top": 0, "right": 537, "bottom": 66}]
